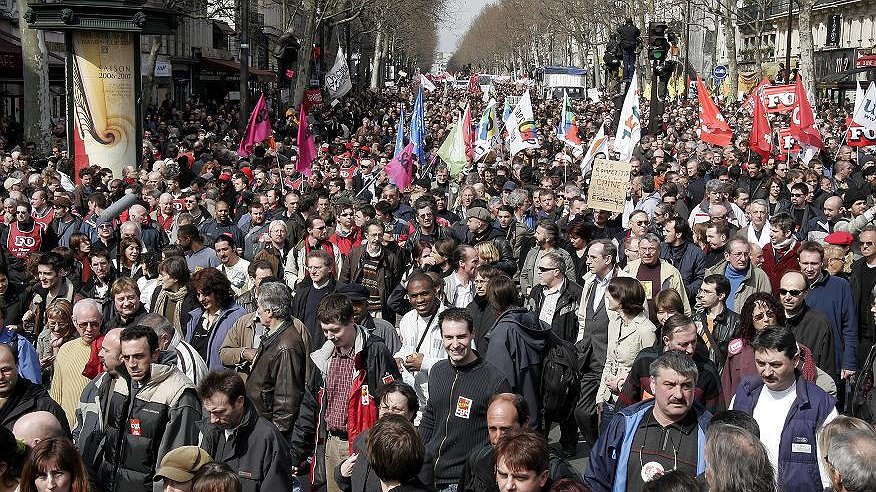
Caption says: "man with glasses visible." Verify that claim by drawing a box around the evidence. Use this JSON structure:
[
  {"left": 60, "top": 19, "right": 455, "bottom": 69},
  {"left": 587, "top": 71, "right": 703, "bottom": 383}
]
[
  {"left": 51, "top": 298, "right": 103, "bottom": 426},
  {"left": 789, "top": 182, "right": 817, "bottom": 232},
  {"left": 284, "top": 216, "right": 342, "bottom": 288},
  {"left": 328, "top": 199, "right": 361, "bottom": 256},
  {"left": 407, "top": 195, "right": 452, "bottom": 247},
  {"left": 1, "top": 201, "right": 53, "bottom": 286},
  {"left": 291, "top": 250, "right": 337, "bottom": 348},
  {"left": 626, "top": 233, "right": 691, "bottom": 321},
  {"left": 340, "top": 220, "right": 402, "bottom": 323},
  {"left": 779, "top": 271, "right": 837, "bottom": 378},
  {"left": 705, "top": 238, "right": 771, "bottom": 313}
]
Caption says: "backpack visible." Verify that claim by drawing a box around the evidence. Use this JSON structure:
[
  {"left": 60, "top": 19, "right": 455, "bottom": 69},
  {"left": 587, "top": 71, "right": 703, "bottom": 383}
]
[{"left": 541, "top": 331, "right": 581, "bottom": 424}]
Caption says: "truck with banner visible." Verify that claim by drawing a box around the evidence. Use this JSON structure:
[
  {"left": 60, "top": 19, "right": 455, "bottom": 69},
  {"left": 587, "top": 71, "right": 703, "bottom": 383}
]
[{"left": 538, "top": 66, "right": 588, "bottom": 100}]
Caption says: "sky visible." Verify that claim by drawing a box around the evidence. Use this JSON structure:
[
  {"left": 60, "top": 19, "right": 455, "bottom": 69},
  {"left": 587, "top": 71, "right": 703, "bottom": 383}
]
[{"left": 437, "top": 0, "right": 494, "bottom": 53}]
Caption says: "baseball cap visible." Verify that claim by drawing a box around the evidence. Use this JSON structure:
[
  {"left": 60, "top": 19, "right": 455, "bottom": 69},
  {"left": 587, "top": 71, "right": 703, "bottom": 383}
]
[
  {"left": 153, "top": 446, "right": 212, "bottom": 483},
  {"left": 502, "top": 181, "right": 517, "bottom": 192},
  {"left": 824, "top": 231, "right": 854, "bottom": 247}
]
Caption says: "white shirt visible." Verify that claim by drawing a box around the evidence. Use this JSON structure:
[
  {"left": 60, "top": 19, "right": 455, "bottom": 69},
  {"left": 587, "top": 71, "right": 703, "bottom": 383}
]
[
  {"left": 453, "top": 273, "right": 474, "bottom": 308},
  {"left": 395, "top": 304, "right": 448, "bottom": 420},
  {"left": 538, "top": 281, "right": 563, "bottom": 325},
  {"left": 739, "top": 381, "right": 837, "bottom": 489},
  {"left": 220, "top": 258, "right": 252, "bottom": 296}
]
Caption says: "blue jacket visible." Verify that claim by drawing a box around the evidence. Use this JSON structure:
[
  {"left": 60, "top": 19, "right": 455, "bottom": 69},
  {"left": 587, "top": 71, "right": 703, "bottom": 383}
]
[
  {"left": 0, "top": 329, "right": 41, "bottom": 384},
  {"left": 732, "top": 373, "right": 836, "bottom": 492},
  {"left": 584, "top": 399, "right": 710, "bottom": 492},
  {"left": 806, "top": 272, "right": 858, "bottom": 371},
  {"left": 185, "top": 303, "right": 247, "bottom": 370}
]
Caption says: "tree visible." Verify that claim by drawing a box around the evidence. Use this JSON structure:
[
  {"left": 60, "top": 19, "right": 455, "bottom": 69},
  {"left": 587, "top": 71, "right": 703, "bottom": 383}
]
[
  {"left": 797, "top": 0, "right": 815, "bottom": 95},
  {"left": 18, "top": 0, "right": 52, "bottom": 153}
]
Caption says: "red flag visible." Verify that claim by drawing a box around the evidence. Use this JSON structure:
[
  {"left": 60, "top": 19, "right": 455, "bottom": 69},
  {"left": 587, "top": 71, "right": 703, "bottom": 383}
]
[
  {"left": 749, "top": 94, "right": 772, "bottom": 160},
  {"left": 386, "top": 142, "right": 414, "bottom": 190},
  {"left": 238, "top": 93, "right": 272, "bottom": 157},
  {"left": 790, "top": 77, "right": 823, "bottom": 150},
  {"left": 462, "top": 104, "right": 473, "bottom": 161},
  {"left": 743, "top": 77, "right": 770, "bottom": 115},
  {"left": 296, "top": 105, "right": 317, "bottom": 176},
  {"left": 696, "top": 77, "right": 732, "bottom": 147}
]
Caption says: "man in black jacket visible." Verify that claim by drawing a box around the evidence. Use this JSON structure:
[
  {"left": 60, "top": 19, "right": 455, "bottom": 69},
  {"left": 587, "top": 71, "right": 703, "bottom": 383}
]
[
  {"left": 0, "top": 343, "right": 69, "bottom": 433},
  {"left": 461, "top": 207, "right": 516, "bottom": 276},
  {"left": 692, "top": 274, "right": 739, "bottom": 374},
  {"left": 420, "top": 308, "right": 511, "bottom": 492},
  {"left": 660, "top": 217, "right": 706, "bottom": 305},
  {"left": 197, "top": 370, "right": 293, "bottom": 492},
  {"left": 616, "top": 18, "right": 640, "bottom": 84}
]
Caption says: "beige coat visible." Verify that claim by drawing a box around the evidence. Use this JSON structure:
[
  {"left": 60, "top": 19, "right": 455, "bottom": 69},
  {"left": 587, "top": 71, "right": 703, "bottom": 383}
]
[
  {"left": 597, "top": 311, "right": 657, "bottom": 404},
  {"left": 624, "top": 258, "right": 692, "bottom": 316}
]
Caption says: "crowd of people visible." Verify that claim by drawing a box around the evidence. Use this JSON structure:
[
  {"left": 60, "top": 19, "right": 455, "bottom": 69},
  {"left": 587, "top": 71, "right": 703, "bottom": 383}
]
[{"left": 0, "top": 78, "right": 872, "bottom": 492}]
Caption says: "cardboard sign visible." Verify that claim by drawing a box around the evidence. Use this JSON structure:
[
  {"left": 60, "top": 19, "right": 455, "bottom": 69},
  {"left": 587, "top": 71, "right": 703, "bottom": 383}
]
[
  {"left": 587, "top": 158, "right": 632, "bottom": 213},
  {"left": 762, "top": 85, "right": 796, "bottom": 113},
  {"left": 847, "top": 125, "right": 876, "bottom": 147}
]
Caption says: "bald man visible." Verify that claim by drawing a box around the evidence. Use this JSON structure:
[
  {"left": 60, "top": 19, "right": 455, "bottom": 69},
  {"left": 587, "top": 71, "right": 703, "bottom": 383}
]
[
  {"left": 74, "top": 328, "right": 123, "bottom": 486},
  {"left": 802, "top": 195, "right": 844, "bottom": 243},
  {"left": 13, "top": 411, "right": 67, "bottom": 446}
]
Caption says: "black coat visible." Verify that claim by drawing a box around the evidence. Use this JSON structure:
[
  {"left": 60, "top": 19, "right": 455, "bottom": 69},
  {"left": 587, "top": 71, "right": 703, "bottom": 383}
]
[
  {"left": 660, "top": 241, "right": 707, "bottom": 304},
  {"left": 528, "top": 280, "right": 583, "bottom": 343},
  {"left": 0, "top": 377, "right": 70, "bottom": 434}
]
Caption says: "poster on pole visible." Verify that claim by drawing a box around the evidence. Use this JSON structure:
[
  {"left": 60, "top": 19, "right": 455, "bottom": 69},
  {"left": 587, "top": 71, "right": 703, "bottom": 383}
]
[
  {"left": 587, "top": 158, "right": 632, "bottom": 213},
  {"left": 69, "top": 31, "right": 137, "bottom": 179}
]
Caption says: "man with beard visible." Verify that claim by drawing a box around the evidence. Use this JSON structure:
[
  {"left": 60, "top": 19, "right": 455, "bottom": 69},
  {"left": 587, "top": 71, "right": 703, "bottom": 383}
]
[
  {"left": 380, "top": 184, "right": 413, "bottom": 222},
  {"left": 408, "top": 195, "right": 453, "bottom": 247},
  {"left": 201, "top": 201, "right": 244, "bottom": 249},
  {"left": 395, "top": 272, "right": 447, "bottom": 417},
  {"left": 51, "top": 298, "right": 103, "bottom": 426}
]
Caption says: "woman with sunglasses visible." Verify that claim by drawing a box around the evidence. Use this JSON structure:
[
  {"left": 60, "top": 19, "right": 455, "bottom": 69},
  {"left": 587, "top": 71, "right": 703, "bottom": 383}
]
[{"left": 720, "top": 292, "right": 831, "bottom": 407}]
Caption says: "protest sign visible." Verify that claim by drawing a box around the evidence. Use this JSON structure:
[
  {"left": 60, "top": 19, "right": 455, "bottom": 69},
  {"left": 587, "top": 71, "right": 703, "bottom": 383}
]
[{"left": 588, "top": 159, "right": 632, "bottom": 213}]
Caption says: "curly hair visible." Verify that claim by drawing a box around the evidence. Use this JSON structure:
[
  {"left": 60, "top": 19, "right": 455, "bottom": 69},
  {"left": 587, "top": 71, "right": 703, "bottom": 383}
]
[
  {"left": 191, "top": 267, "right": 235, "bottom": 309},
  {"left": 737, "top": 292, "right": 785, "bottom": 343}
]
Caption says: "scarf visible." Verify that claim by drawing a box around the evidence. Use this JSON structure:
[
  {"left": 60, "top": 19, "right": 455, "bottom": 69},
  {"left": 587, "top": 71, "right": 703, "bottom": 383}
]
[
  {"left": 153, "top": 286, "right": 189, "bottom": 331},
  {"left": 82, "top": 335, "right": 105, "bottom": 379}
]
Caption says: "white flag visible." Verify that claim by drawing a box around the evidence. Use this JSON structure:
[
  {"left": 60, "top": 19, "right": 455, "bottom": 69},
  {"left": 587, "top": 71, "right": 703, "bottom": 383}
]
[
  {"left": 420, "top": 73, "right": 436, "bottom": 92},
  {"left": 853, "top": 82, "right": 865, "bottom": 115},
  {"left": 505, "top": 90, "right": 540, "bottom": 156},
  {"left": 581, "top": 125, "right": 608, "bottom": 176},
  {"left": 614, "top": 72, "right": 642, "bottom": 161},
  {"left": 325, "top": 47, "right": 353, "bottom": 100},
  {"left": 852, "top": 81, "right": 876, "bottom": 131}
]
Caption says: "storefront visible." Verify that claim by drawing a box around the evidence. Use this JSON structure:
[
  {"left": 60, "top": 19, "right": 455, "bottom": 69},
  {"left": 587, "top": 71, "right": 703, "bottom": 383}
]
[
  {"left": 0, "top": 32, "right": 65, "bottom": 122},
  {"left": 196, "top": 57, "right": 275, "bottom": 102}
]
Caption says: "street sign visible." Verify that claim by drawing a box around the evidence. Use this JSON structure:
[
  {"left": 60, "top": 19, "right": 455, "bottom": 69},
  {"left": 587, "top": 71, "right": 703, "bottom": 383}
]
[{"left": 713, "top": 65, "right": 728, "bottom": 80}]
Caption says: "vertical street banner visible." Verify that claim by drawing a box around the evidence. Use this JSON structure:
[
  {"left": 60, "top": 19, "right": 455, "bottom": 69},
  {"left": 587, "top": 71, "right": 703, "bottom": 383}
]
[
  {"left": 325, "top": 46, "right": 353, "bottom": 100},
  {"left": 70, "top": 31, "right": 137, "bottom": 179}
]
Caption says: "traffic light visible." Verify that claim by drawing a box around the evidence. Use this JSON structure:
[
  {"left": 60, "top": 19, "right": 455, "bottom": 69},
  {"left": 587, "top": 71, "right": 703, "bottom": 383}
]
[{"left": 648, "top": 22, "right": 670, "bottom": 62}]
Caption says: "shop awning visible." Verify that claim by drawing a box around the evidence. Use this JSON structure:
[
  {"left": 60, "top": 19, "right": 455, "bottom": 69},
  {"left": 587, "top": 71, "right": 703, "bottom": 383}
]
[
  {"left": 818, "top": 66, "right": 876, "bottom": 89},
  {"left": 200, "top": 57, "right": 275, "bottom": 81}
]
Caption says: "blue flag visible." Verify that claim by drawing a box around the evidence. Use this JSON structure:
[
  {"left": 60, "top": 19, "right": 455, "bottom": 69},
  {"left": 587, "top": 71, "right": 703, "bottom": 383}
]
[
  {"left": 410, "top": 86, "right": 426, "bottom": 165},
  {"left": 394, "top": 107, "right": 405, "bottom": 158}
]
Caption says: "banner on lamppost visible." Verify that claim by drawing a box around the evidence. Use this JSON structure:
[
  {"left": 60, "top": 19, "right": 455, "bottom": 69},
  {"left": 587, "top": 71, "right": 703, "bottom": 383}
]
[{"left": 70, "top": 31, "right": 137, "bottom": 179}]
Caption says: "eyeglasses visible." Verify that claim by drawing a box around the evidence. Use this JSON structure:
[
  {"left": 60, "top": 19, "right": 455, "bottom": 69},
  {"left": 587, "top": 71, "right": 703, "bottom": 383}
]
[
  {"left": 790, "top": 193, "right": 805, "bottom": 198},
  {"left": 537, "top": 266, "right": 558, "bottom": 273},
  {"left": 729, "top": 251, "right": 750, "bottom": 258},
  {"left": 778, "top": 288, "right": 806, "bottom": 297},
  {"left": 753, "top": 310, "right": 775, "bottom": 321},
  {"left": 861, "top": 241, "right": 875, "bottom": 247},
  {"left": 77, "top": 320, "right": 101, "bottom": 329}
]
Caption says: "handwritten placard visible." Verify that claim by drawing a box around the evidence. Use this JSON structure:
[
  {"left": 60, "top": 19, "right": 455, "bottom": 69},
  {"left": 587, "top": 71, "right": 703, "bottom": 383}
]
[{"left": 588, "top": 158, "right": 632, "bottom": 213}]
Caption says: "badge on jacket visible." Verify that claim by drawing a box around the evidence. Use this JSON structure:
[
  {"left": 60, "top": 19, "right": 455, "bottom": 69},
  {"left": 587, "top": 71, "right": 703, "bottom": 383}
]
[
  {"left": 129, "top": 418, "right": 142, "bottom": 436},
  {"left": 455, "top": 396, "right": 473, "bottom": 419},
  {"left": 361, "top": 385, "right": 370, "bottom": 405}
]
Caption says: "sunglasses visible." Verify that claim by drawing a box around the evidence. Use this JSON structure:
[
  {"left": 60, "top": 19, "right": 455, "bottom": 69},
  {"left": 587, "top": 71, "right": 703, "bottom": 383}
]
[
  {"left": 778, "top": 288, "right": 806, "bottom": 297},
  {"left": 753, "top": 310, "right": 775, "bottom": 321},
  {"left": 537, "top": 266, "right": 558, "bottom": 273}
]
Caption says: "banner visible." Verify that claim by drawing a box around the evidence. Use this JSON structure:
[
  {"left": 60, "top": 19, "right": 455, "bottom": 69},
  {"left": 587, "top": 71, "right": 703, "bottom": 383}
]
[
  {"left": 386, "top": 142, "right": 415, "bottom": 190},
  {"left": 614, "top": 70, "right": 642, "bottom": 161},
  {"left": 325, "top": 46, "right": 353, "bottom": 100},
  {"left": 296, "top": 105, "right": 317, "bottom": 176},
  {"left": 581, "top": 125, "right": 608, "bottom": 176},
  {"left": 394, "top": 108, "right": 405, "bottom": 158},
  {"left": 777, "top": 128, "right": 801, "bottom": 154},
  {"left": 505, "top": 90, "right": 540, "bottom": 156},
  {"left": 696, "top": 77, "right": 733, "bottom": 147},
  {"left": 420, "top": 73, "right": 436, "bottom": 92},
  {"left": 847, "top": 125, "right": 876, "bottom": 147},
  {"left": 762, "top": 84, "right": 796, "bottom": 113},
  {"left": 473, "top": 100, "right": 497, "bottom": 162},
  {"left": 410, "top": 86, "right": 426, "bottom": 164},
  {"left": 588, "top": 159, "right": 632, "bottom": 213},
  {"left": 303, "top": 89, "right": 323, "bottom": 112},
  {"left": 852, "top": 81, "right": 876, "bottom": 131},
  {"left": 70, "top": 31, "right": 137, "bottom": 179},
  {"left": 437, "top": 120, "right": 467, "bottom": 177}
]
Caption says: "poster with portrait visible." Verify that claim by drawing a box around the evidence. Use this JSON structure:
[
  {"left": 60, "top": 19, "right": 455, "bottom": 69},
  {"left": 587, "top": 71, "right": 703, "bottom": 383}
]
[{"left": 69, "top": 31, "right": 137, "bottom": 179}]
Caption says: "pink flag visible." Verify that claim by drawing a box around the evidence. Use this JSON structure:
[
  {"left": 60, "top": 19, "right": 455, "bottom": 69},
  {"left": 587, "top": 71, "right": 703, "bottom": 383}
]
[
  {"left": 386, "top": 142, "right": 414, "bottom": 190},
  {"left": 237, "top": 93, "right": 272, "bottom": 157},
  {"left": 296, "top": 104, "right": 317, "bottom": 176}
]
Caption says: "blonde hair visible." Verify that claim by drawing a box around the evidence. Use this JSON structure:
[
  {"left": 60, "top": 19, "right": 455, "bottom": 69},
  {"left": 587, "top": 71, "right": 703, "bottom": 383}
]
[{"left": 475, "top": 241, "right": 499, "bottom": 264}]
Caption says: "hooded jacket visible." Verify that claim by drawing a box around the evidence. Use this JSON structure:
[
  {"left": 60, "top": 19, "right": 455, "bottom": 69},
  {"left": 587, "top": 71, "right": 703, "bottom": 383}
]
[{"left": 484, "top": 308, "right": 551, "bottom": 420}]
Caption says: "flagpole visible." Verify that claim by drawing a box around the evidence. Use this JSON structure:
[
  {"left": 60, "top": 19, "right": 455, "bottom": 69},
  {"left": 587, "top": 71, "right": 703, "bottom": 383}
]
[{"left": 834, "top": 131, "right": 848, "bottom": 161}]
